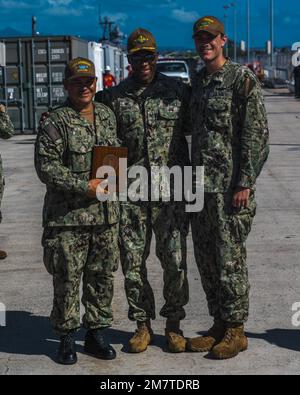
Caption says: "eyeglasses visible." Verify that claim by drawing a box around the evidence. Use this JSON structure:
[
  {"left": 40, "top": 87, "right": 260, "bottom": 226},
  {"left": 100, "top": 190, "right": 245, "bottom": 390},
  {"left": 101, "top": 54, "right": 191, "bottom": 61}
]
[{"left": 129, "top": 54, "right": 157, "bottom": 65}]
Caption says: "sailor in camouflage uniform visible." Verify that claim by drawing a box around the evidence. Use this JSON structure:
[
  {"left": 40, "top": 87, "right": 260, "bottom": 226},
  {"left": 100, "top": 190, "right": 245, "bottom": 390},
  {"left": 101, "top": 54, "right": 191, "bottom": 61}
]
[
  {"left": 96, "top": 29, "right": 190, "bottom": 353},
  {"left": 187, "top": 17, "right": 269, "bottom": 359},
  {"left": 0, "top": 104, "right": 14, "bottom": 260},
  {"left": 35, "top": 58, "right": 120, "bottom": 365}
]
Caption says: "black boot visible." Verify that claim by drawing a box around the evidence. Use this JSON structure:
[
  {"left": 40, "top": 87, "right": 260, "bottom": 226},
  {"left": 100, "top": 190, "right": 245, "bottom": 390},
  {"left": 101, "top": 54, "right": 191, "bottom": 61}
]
[
  {"left": 57, "top": 331, "right": 77, "bottom": 365},
  {"left": 0, "top": 250, "right": 7, "bottom": 260},
  {"left": 84, "top": 329, "right": 116, "bottom": 360}
]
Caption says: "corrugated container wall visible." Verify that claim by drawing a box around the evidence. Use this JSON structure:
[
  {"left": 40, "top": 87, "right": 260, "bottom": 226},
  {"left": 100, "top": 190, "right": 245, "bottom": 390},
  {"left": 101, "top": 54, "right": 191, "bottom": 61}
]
[
  {"left": 103, "top": 43, "right": 129, "bottom": 84},
  {"left": 88, "top": 42, "right": 104, "bottom": 92},
  {"left": 0, "top": 36, "right": 88, "bottom": 132},
  {"left": 122, "top": 52, "right": 129, "bottom": 80},
  {"left": 0, "top": 43, "right": 5, "bottom": 67},
  {"left": 103, "top": 44, "right": 115, "bottom": 81}
]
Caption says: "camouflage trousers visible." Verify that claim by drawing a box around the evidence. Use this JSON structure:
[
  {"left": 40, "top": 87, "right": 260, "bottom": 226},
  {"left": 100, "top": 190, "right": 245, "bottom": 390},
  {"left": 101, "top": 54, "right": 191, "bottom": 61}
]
[
  {"left": 119, "top": 202, "right": 189, "bottom": 323},
  {"left": 191, "top": 192, "right": 256, "bottom": 324},
  {"left": 42, "top": 224, "right": 119, "bottom": 336}
]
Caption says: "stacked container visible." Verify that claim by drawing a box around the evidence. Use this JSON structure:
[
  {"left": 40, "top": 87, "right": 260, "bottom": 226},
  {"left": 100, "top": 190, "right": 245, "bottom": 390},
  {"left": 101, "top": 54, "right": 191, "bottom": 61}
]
[
  {"left": 0, "top": 36, "right": 129, "bottom": 132},
  {"left": 0, "top": 36, "right": 88, "bottom": 132}
]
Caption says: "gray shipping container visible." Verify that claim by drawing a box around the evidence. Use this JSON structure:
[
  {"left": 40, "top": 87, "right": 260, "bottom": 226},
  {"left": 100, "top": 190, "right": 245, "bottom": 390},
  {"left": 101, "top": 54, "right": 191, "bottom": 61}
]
[
  {"left": 103, "top": 43, "right": 127, "bottom": 84},
  {"left": 0, "top": 35, "right": 88, "bottom": 132}
]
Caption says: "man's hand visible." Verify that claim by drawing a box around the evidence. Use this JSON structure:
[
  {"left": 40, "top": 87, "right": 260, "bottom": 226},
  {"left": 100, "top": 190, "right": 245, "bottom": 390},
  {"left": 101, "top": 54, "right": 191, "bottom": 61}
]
[
  {"left": 232, "top": 187, "right": 251, "bottom": 209},
  {"left": 0, "top": 104, "right": 6, "bottom": 114},
  {"left": 87, "top": 179, "right": 108, "bottom": 199}
]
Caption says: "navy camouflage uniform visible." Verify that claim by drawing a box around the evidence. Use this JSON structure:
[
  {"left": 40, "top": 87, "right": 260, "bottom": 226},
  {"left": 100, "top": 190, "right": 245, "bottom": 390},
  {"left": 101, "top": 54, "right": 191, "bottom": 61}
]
[
  {"left": 0, "top": 107, "right": 14, "bottom": 223},
  {"left": 96, "top": 73, "right": 190, "bottom": 323},
  {"left": 190, "top": 60, "right": 269, "bottom": 324},
  {"left": 35, "top": 101, "right": 120, "bottom": 335}
]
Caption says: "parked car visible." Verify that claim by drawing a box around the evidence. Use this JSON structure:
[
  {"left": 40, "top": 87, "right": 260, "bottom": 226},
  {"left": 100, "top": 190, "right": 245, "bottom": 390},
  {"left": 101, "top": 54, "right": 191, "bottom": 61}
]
[
  {"left": 157, "top": 59, "right": 191, "bottom": 84},
  {"left": 263, "top": 78, "right": 288, "bottom": 89}
]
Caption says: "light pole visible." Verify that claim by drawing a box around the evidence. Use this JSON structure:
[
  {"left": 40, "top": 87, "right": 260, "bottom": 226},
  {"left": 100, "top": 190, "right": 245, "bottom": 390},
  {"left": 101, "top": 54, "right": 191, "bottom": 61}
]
[
  {"left": 231, "top": 3, "right": 237, "bottom": 62},
  {"left": 223, "top": 5, "right": 230, "bottom": 57},
  {"left": 247, "top": 0, "right": 251, "bottom": 64},
  {"left": 270, "top": 0, "right": 274, "bottom": 67},
  {"left": 223, "top": 3, "right": 237, "bottom": 61}
]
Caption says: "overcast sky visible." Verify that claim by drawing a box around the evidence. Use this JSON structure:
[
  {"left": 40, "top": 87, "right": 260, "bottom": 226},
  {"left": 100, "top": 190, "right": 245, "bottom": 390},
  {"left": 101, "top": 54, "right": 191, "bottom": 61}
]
[{"left": 0, "top": 0, "right": 298, "bottom": 49}]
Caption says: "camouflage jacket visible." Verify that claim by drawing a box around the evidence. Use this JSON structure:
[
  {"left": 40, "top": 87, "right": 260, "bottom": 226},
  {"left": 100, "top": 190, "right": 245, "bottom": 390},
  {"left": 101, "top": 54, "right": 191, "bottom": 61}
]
[
  {"left": 35, "top": 101, "right": 120, "bottom": 227},
  {"left": 95, "top": 73, "right": 190, "bottom": 171},
  {"left": 0, "top": 110, "right": 14, "bottom": 140},
  {"left": 0, "top": 109, "right": 14, "bottom": 174},
  {"left": 190, "top": 60, "right": 269, "bottom": 193}
]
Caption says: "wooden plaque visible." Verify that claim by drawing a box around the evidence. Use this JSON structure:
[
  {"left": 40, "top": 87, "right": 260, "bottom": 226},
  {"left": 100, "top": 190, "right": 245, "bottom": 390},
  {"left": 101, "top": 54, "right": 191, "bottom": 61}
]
[{"left": 91, "top": 146, "right": 128, "bottom": 192}]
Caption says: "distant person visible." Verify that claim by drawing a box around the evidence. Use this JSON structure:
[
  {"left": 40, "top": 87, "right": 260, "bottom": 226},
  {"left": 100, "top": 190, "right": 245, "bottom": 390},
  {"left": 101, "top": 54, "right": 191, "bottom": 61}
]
[
  {"left": 103, "top": 66, "right": 117, "bottom": 89},
  {"left": 246, "top": 63, "right": 255, "bottom": 73},
  {"left": 293, "top": 65, "right": 300, "bottom": 99},
  {"left": 253, "top": 61, "right": 264, "bottom": 83},
  {"left": 0, "top": 104, "right": 14, "bottom": 260}
]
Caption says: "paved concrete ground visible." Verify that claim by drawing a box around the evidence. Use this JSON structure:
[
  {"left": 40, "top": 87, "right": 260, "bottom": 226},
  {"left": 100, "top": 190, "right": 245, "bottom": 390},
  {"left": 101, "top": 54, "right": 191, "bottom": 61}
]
[{"left": 0, "top": 91, "right": 300, "bottom": 375}]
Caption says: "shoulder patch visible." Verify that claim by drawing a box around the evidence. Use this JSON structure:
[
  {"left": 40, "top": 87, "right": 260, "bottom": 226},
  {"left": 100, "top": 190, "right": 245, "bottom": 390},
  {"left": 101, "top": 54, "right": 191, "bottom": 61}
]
[
  {"left": 44, "top": 122, "right": 61, "bottom": 142},
  {"left": 241, "top": 76, "right": 256, "bottom": 98},
  {"left": 234, "top": 66, "right": 258, "bottom": 98},
  {"left": 244, "top": 77, "right": 251, "bottom": 97}
]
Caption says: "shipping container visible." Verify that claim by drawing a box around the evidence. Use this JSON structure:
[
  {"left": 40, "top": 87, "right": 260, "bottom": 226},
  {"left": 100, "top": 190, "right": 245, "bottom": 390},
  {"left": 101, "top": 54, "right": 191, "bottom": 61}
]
[
  {"left": 114, "top": 46, "right": 122, "bottom": 83},
  {"left": 102, "top": 43, "right": 129, "bottom": 84},
  {"left": 88, "top": 42, "right": 104, "bottom": 92},
  {"left": 0, "top": 35, "right": 88, "bottom": 132},
  {"left": 102, "top": 43, "right": 115, "bottom": 81},
  {"left": 0, "top": 42, "right": 5, "bottom": 67},
  {"left": 121, "top": 52, "right": 129, "bottom": 80}
]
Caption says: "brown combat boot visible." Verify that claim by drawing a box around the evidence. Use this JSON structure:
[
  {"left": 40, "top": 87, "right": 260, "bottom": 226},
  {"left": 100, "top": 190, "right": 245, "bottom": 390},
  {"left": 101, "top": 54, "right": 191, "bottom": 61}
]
[
  {"left": 210, "top": 324, "right": 248, "bottom": 360},
  {"left": 186, "top": 320, "right": 225, "bottom": 352},
  {"left": 128, "top": 321, "right": 153, "bottom": 353},
  {"left": 0, "top": 250, "right": 7, "bottom": 260},
  {"left": 165, "top": 320, "right": 186, "bottom": 353}
]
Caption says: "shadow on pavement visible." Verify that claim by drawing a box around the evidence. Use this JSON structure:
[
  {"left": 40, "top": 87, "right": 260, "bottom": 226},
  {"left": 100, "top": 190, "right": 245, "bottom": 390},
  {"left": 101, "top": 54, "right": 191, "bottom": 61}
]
[
  {"left": 14, "top": 139, "right": 36, "bottom": 145},
  {"left": 246, "top": 329, "right": 300, "bottom": 352},
  {"left": 0, "top": 311, "right": 155, "bottom": 362},
  {"left": 0, "top": 311, "right": 57, "bottom": 362}
]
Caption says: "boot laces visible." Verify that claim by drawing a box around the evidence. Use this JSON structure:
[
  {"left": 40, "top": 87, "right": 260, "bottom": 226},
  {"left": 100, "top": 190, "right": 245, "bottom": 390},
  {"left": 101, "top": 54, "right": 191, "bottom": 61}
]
[
  {"left": 61, "top": 332, "right": 75, "bottom": 352},
  {"left": 92, "top": 331, "right": 107, "bottom": 348},
  {"left": 133, "top": 325, "right": 148, "bottom": 338},
  {"left": 224, "top": 328, "right": 235, "bottom": 344}
]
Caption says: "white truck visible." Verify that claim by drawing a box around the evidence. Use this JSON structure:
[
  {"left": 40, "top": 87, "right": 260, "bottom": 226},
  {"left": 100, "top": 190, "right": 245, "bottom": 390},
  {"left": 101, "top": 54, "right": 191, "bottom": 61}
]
[{"left": 157, "top": 59, "right": 191, "bottom": 85}]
